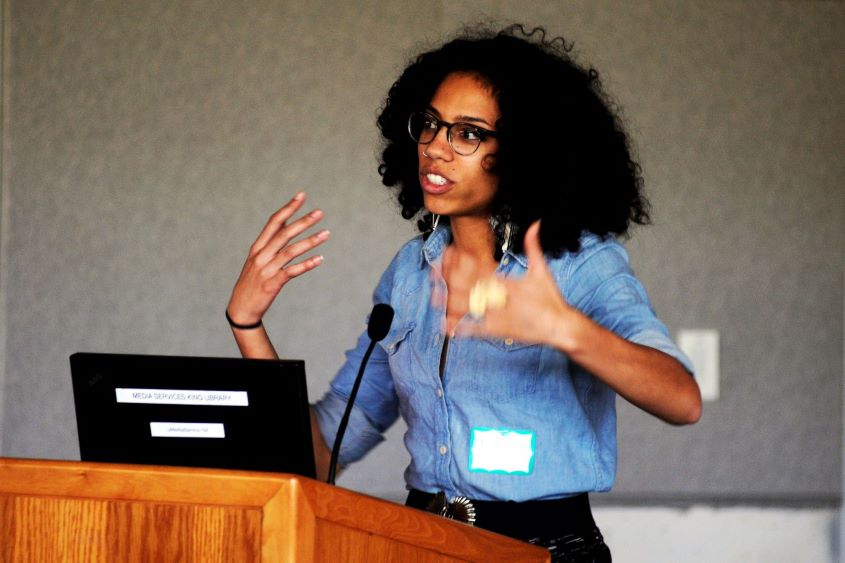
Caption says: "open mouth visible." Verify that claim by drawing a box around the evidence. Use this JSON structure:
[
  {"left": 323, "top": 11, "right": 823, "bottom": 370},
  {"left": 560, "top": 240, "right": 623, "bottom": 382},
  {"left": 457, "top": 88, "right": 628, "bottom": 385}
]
[{"left": 420, "top": 171, "right": 453, "bottom": 194}]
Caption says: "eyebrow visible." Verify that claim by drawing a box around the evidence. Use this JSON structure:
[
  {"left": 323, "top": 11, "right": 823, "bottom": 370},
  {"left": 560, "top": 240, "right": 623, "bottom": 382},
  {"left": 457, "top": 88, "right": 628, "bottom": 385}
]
[{"left": 426, "top": 105, "right": 493, "bottom": 127}]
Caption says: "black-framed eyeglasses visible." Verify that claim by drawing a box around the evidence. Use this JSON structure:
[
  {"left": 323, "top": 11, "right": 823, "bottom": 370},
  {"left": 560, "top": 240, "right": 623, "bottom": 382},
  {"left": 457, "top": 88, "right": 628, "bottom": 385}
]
[{"left": 407, "top": 111, "right": 497, "bottom": 156}]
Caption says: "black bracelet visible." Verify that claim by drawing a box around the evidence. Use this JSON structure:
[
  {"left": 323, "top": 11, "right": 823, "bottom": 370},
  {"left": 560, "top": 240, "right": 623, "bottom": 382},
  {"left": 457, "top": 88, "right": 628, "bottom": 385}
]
[{"left": 225, "top": 309, "right": 263, "bottom": 330}]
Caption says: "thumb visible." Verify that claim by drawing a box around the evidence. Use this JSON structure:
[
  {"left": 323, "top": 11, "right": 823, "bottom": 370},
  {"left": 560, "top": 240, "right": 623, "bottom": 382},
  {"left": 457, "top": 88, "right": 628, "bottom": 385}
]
[{"left": 523, "top": 220, "right": 547, "bottom": 271}]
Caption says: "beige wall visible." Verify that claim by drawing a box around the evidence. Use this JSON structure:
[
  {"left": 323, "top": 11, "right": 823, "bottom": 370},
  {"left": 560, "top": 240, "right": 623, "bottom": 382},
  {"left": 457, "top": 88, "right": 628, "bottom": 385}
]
[
  {"left": 0, "top": 0, "right": 842, "bottom": 511},
  {"left": 0, "top": 0, "right": 8, "bottom": 455}
]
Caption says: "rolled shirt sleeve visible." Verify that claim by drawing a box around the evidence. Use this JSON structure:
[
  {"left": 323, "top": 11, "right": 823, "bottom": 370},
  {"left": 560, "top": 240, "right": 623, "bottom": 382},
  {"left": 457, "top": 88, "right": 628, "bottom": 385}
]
[
  {"left": 563, "top": 236, "right": 695, "bottom": 375},
  {"left": 312, "top": 251, "right": 403, "bottom": 467}
]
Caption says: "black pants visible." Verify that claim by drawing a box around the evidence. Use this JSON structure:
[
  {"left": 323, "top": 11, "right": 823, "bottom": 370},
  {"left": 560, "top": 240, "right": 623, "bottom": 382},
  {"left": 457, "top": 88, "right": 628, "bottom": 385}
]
[{"left": 406, "top": 490, "right": 611, "bottom": 562}]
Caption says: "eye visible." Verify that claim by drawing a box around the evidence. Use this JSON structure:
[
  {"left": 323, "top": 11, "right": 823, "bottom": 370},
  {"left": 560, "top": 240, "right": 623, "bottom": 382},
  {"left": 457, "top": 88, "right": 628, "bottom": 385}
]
[
  {"left": 455, "top": 124, "right": 483, "bottom": 141},
  {"left": 422, "top": 115, "right": 439, "bottom": 130}
]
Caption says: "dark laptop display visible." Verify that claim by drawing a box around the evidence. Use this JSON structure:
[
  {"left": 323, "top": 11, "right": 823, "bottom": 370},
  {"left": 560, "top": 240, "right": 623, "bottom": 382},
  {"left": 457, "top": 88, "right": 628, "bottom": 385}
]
[{"left": 70, "top": 352, "right": 316, "bottom": 478}]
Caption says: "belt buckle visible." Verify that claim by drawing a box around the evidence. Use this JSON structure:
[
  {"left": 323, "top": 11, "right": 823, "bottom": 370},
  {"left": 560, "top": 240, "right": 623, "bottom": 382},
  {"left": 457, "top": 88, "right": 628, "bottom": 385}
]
[{"left": 425, "top": 491, "right": 477, "bottom": 526}]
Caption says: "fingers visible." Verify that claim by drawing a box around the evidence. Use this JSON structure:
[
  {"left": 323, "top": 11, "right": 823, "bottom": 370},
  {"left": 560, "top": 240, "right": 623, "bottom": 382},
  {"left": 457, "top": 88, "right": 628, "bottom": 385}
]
[
  {"left": 250, "top": 192, "right": 309, "bottom": 256},
  {"left": 440, "top": 246, "right": 477, "bottom": 317},
  {"left": 229, "top": 193, "right": 328, "bottom": 326},
  {"left": 266, "top": 228, "right": 330, "bottom": 272},
  {"left": 451, "top": 314, "right": 504, "bottom": 340},
  {"left": 442, "top": 246, "right": 480, "bottom": 294},
  {"left": 266, "top": 254, "right": 325, "bottom": 290},
  {"left": 523, "top": 220, "right": 545, "bottom": 268},
  {"left": 430, "top": 269, "right": 447, "bottom": 310},
  {"left": 452, "top": 320, "right": 483, "bottom": 339},
  {"left": 257, "top": 208, "right": 324, "bottom": 262}
]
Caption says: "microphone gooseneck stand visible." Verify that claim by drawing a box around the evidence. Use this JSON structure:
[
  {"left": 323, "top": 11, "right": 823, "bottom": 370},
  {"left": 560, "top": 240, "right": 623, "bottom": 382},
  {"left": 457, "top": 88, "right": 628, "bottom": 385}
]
[{"left": 327, "top": 304, "right": 394, "bottom": 485}]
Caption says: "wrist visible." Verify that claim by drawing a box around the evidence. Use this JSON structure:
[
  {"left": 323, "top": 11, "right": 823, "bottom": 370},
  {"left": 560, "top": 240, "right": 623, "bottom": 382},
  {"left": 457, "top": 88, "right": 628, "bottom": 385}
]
[
  {"left": 225, "top": 308, "right": 263, "bottom": 330},
  {"left": 547, "top": 304, "right": 588, "bottom": 355}
]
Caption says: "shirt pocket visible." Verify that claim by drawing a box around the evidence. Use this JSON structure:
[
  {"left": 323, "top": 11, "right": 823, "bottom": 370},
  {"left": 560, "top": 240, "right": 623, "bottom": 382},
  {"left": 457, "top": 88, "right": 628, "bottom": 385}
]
[
  {"left": 467, "top": 337, "right": 543, "bottom": 401},
  {"left": 380, "top": 321, "right": 417, "bottom": 402}
]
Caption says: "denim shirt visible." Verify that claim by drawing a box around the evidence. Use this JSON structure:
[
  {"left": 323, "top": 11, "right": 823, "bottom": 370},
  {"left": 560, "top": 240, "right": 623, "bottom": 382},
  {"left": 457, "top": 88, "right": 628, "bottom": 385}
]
[{"left": 314, "top": 226, "right": 693, "bottom": 502}]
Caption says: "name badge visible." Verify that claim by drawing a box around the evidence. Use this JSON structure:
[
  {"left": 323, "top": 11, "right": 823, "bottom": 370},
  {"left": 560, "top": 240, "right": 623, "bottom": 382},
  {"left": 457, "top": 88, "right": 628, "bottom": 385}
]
[{"left": 469, "top": 427, "right": 535, "bottom": 475}]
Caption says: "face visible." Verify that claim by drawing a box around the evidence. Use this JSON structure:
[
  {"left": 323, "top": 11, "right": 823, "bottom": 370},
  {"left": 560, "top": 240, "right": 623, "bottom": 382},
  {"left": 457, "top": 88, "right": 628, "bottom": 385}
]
[{"left": 418, "top": 72, "right": 500, "bottom": 219}]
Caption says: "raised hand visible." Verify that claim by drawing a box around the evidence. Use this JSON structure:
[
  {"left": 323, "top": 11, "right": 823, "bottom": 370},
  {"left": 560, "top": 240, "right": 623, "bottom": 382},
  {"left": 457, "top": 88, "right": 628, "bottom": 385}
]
[
  {"left": 442, "top": 221, "right": 575, "bottom": 347},
  {"left": 443, "top": 222, "right": 702, "bottom": 424},
  {"left": 227, "top": 192, "right": 330, "bottom": 327}
]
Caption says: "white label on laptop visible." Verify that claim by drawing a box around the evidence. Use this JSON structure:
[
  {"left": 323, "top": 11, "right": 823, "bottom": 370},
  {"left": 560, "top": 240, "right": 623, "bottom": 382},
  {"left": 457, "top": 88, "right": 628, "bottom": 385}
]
[
  {"left": 116, "top": 388, "right": 248, "bottom": 406},
  {"left": 468, "top": 427, "right": 535, "bottom": 475},
  {"left": 150, "top": 422, "right": 225, "bottom": 438}
]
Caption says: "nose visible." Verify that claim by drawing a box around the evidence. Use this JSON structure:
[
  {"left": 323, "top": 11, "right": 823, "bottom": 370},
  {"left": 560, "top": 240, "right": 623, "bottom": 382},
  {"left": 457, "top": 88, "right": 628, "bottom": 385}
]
[{"left": 423, "top": 125, "right": 453, "bottom": 160}]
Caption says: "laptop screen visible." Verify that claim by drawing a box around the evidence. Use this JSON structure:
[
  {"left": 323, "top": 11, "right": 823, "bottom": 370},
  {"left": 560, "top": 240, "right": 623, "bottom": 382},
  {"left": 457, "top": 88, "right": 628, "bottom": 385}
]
[{"left": 70, "top": 352, "right": 316, "bottom": 478}]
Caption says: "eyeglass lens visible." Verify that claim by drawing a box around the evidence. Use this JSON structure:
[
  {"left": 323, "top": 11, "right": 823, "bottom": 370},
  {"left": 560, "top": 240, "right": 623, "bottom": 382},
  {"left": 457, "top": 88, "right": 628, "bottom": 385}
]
[{"left": 408, "top": 112, "right": 485, "bottom": 156}]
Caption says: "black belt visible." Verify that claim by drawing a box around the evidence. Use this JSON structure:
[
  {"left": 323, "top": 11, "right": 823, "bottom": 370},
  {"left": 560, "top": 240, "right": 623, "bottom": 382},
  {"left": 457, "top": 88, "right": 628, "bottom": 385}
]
[{"left": 405, "top": 489, "right": 597, "bottom": 542}]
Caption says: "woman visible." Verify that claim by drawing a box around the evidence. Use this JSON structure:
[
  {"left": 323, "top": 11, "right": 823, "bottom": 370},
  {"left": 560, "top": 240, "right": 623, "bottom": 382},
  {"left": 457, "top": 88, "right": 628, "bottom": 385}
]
[{"left": 226, "top": 25, "right": 701, "bottom": 561}]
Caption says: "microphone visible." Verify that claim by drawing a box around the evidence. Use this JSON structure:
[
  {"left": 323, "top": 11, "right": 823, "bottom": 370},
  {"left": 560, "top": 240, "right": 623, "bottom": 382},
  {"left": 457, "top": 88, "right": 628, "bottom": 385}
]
[
  {"left": 327, "top": 304, "right": 394, "bottom": 485},
  {"left": 367, "top": 303, "right": 394, "bottom": 341}
]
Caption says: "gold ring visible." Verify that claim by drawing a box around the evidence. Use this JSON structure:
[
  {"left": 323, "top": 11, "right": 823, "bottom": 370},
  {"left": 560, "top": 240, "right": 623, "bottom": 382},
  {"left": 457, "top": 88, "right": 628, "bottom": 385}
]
[{"left": 468, "top": 278, "right": 507, "bottom": 319}]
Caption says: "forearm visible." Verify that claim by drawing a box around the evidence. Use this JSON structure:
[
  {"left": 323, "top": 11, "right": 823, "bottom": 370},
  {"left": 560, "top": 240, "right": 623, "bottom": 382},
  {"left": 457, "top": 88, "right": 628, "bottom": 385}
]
[
  {"left": 551, "top": 311, "right": 702, "bottom": 425},
  {"left": 310, "top": 408, "right": 334, "bottom": 481},
  {"left": 232, "top": 326, "right": 333, "bottom": 479},
  {"left": 231, "top": 325, "right": 279, "bottom": 360}
]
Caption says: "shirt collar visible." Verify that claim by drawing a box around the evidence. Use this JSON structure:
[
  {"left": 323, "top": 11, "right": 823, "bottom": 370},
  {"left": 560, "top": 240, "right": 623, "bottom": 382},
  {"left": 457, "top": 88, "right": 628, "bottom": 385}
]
[
  {"left": 420, "top": 225, "right": 529, "bottom": 269},
  {"left": 421, "top": 225, "right": 450, "bottom": 267},
  {"left": 504, "top": 246, "right": 529, "bottom": 268}
]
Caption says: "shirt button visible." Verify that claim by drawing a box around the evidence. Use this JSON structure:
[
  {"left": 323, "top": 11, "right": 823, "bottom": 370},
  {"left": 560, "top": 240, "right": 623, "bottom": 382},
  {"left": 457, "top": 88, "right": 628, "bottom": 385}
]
[
  {"left": 434, "top": 333, "right": 441, "bottom": 344},
  {"left": 504, "top": 337, "right": 514, "bottom": 346},
  {"left": 502, "top": 257, "right": 510, "bottom": 265},
  {"left": 436, "top": 388, "right": 443, "bottom": 398},
  {"left": 388, "top": 344, "right": 396, "bottom": 352},
  {"left": 439, "top": 445, "right": 448, "bottom": 455}
]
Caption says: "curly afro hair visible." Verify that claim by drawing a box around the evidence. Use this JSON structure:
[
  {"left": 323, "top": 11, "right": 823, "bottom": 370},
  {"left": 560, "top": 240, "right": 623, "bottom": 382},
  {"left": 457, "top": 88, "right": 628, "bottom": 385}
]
[{"left": 377, "top": 24, "right": 650, "bottom": 258}]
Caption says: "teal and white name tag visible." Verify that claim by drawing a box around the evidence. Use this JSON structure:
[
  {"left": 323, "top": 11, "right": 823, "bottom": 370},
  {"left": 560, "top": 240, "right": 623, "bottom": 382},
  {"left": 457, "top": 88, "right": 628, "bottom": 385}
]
[{"left": 468, "top": 427, "right": 535, "bottom": 475}]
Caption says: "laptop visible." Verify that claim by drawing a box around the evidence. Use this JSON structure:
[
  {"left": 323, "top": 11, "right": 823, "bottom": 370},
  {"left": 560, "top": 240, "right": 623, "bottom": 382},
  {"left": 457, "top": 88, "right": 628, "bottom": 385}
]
[{"left": 70, "top": 352, "right": 316, "bottom": 478}]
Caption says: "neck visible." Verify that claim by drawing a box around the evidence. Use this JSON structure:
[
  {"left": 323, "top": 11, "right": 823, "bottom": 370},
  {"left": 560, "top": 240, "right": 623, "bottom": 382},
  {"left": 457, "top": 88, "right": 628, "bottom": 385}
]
[{"left": 448, "top": 215, "right": 496, "bottom": 263}]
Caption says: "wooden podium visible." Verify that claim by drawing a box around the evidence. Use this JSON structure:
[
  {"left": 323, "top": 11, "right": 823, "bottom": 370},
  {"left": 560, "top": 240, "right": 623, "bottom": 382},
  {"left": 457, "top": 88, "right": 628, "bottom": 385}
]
[{"left": 0, "top": 458, "right": 549, "bottom": 562}]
